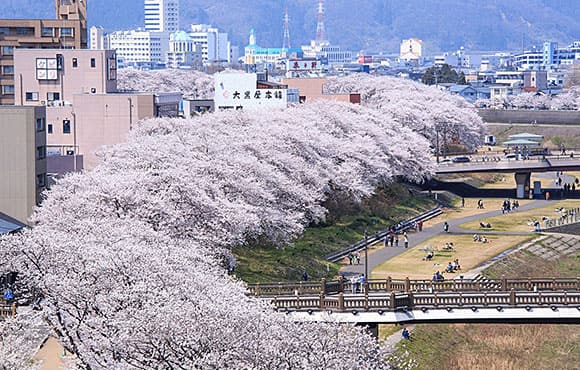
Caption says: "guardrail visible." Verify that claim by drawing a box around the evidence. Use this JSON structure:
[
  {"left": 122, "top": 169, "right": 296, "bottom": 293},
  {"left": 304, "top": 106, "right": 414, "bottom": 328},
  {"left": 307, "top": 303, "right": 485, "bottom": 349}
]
[
  {"left": 247, "top": 277, "right": 580, "bottom": 297},
  {"left": 269, "top": 291, "right": 580, "bottom": 312},
  {"left": 544, "top": 208, "right": 580, "bottom": 229},
  {"left": 323, "top": 207, "right": 443, "bottom": 263}
]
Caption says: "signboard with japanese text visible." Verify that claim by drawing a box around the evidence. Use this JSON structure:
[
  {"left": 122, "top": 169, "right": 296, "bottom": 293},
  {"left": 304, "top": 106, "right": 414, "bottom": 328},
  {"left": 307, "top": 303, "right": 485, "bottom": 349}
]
[
  {"left": 287, "top": 59, "right": 322, "bottom": 71},
  {"left": 214, "top": 73, "right": 288, "bottom": 111}
]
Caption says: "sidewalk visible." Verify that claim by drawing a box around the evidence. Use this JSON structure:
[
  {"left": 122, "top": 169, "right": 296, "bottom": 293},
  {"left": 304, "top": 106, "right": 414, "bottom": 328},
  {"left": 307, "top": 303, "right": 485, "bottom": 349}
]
[{"left": 341, "top": 200, "right": 550, "bottom": 276}]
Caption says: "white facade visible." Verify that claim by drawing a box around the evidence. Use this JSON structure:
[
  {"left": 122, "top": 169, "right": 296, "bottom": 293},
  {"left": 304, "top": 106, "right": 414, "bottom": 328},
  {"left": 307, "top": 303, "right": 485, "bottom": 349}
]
[
  {"left": 189, "top": 24, "right": 231, "bottom": 64},
  {"left": 302, "top": 40, "right": 352, "bottom": 64},
  {"left": 400, "top": 38, "right": 423, "bottom": 62},
  {"left": 166, "top": 31, "right": 201, "bottom": 68},
  {"left": 107, "top": 30, "right": 163, "bottom": 66},
  {"left": 90, "top": 26, "right": 105, "bottom": 50},
  {"left": 144, "top": 0, "right": 179, "bottom": 33},
  {"left": 214, "top": 72, "right": 298, "bottom": 111}
]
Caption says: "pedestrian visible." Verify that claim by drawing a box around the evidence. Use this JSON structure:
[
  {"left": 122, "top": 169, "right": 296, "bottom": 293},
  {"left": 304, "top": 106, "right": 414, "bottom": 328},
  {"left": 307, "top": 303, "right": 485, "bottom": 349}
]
[
  {"left": 350, "top": 276, "right": 357, "bottom": 294},
  {"left": 402, "top": 328, "right": 410, "bottom": 340},
  {"left": 302, "top": 271, "right": 309, "bottom": 281},
  {"left": 348, "top": 253, "right": 353, "bottom": 265},
  {"left": 356, "top": 252, "right": 361, "bottom": 265},
  {"left": 545, "top": 191, "right": 550, "bottom": 201},
  {"left": 443, "top": 221, "right": 449, "bottom": 233},
  {"left": 461, "top": 197, "right": 465, "bottom": 208},
  {"left": 418, "top": 220, "right": 423, "bottom": 232},
  {"left": 395, "top": 234, "right": 399, "bottom": 247},
  {"left": 383, "top": 236, "right": 388, "bottom": 248},
  {"left": 404, "top": 234, "right": 409, "bottom": 248}
]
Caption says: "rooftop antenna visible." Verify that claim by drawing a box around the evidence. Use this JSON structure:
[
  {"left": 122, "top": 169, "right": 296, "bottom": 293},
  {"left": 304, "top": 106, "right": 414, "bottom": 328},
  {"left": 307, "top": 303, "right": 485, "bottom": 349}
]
[
  {"left": 283, "top": 7, "right": 291, "bottom": 49},
  {"left": 315, "top": 0, "right": 326, "bottom": 43}
]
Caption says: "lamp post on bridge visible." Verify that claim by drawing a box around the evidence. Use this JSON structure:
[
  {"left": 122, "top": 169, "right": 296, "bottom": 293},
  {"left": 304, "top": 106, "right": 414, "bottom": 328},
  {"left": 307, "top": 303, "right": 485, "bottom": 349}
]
[{"left": 364, "top": 230, "right": 369, "bottom": 293}]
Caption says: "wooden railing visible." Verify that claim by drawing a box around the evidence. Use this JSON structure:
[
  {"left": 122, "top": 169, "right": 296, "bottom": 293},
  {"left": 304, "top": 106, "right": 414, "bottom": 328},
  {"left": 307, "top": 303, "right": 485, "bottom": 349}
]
[
  {"left": 268, "top": 291, "right": 580, "bottom": 312},
  {"left": 0, "top": 303, "right": 16, "bottom": 318},
  {"left": 247, "top": 277, "right": 580, "bottom": 297}
]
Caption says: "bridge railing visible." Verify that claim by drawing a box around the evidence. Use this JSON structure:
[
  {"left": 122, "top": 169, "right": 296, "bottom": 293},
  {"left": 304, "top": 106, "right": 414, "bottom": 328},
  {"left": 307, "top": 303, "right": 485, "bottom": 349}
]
[
  {"left": 0, "top": 303, "right": 16, "bottom": 318},
  {"left": 268, "top": 291, "right": 580, "bottom": 312},
  {"left": 247, "top": 277, "right": 580, "bottom": 297}
]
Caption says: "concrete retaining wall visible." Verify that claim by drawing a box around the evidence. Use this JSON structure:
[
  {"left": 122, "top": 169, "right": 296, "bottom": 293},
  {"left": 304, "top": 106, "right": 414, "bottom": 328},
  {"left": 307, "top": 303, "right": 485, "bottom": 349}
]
[
  {"left": 546, "top": 222, "right": 580, "bottom": 236},
  {"left": 478, "top": 109, "right": 580, "bottom": 125}
]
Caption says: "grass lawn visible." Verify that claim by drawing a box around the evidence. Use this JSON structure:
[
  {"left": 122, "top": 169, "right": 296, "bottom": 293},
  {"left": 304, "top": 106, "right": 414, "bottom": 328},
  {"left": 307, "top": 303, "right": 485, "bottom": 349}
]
[
  {"left": 423, "top": 197, "right": 533, "bottom": 228},
  {"left": 460, "top": 199, "right": 580, "bottom": 232},
  {"left": 371, "top": 234, "right": 533, "bottom": 280},
  {"left": 390, "top": 323, "right": 580, "bottom": 370},
  {"left": 233, "top": 184, "right": 436, "bottom": 283}
]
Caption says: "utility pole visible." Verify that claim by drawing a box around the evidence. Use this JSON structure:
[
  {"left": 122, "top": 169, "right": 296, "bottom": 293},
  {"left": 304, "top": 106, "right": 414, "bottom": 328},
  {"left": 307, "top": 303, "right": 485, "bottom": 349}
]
[
  {"left": 282, "top": 8, "right": 291, "bottom": 49},
  {"left": 435, "top": 126, "right": 440, "bottom": 163}
]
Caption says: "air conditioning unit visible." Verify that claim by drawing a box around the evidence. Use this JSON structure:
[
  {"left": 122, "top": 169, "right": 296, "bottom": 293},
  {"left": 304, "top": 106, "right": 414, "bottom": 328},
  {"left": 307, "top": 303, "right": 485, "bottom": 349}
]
[
  {"left": 40, "top": 100, "right": 46, "bottom": 105},
  {"left": 90, "top": 88, "right": 96, "bottom": 93}
]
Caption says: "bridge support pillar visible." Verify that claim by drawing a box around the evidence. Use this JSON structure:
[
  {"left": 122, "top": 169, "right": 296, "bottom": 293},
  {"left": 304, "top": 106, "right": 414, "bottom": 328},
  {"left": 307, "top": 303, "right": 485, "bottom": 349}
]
[{"left": 514, "top": 172, "right": 531, "bottom": 199}]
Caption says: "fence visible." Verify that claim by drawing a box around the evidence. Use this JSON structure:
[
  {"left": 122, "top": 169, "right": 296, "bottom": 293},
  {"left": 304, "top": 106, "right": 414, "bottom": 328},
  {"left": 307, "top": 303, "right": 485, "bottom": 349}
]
[
  {"left": 247, "top": 277, "right": 580, "bottom": 297},
  {"left": 324, "top": 207, "right": 443, "bottom": 263},
  {"left": 544, "top": 208, "right": 580, "bottom": 229},
  {"left": 269, "top": 290, "right": 580, "bottom": 312}
]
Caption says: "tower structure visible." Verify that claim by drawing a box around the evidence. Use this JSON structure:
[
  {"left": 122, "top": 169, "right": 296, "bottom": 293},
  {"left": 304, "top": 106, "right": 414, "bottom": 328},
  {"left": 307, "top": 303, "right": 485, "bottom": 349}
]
[
  {"left": 282, "top": 8, "right": 291, "bottom": 49},
  {"left": 315, "top": 0, "right": 327, "bottom": 44}
]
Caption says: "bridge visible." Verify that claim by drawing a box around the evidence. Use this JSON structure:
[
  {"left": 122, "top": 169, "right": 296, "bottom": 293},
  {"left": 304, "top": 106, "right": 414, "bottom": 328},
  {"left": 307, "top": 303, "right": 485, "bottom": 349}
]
[
  {"left": 248, "top": 277, "right": 580, "bottom": 325},
  {"left": 435, "top": 155, "right": 580, "bottom": 198}
]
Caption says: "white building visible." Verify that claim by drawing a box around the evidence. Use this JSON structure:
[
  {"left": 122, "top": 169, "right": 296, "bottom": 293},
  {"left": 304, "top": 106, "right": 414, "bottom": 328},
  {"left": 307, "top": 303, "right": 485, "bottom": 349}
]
[
  {"left": 166, "top": 31, "right": 202, "bottom": 68},
  {"left": 189, "top": 24, "right": 231, "bottom": 64},
  {"left": 107, "top": 30, "right": 163, "bottom": 67},
  {"left": 144, "top": 0, "right": 179, "bottom": 33},
  {"left": 400, "top": 38, "right": 423, "bottom": 63},
  {"left": 214, "top": 72, "right": 298, "bottom": 111},
  {"left": 301, "top": 40, "right": 352, "bottom": 64},
  {"left": 90, "top": 26, "right": 105, "bottom": 50}
]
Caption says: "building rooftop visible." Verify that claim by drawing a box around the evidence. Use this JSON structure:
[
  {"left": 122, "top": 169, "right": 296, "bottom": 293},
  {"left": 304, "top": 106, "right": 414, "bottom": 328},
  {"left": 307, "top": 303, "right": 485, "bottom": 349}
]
[{"left": 0, "top": 212, "right": 26, "bottom": 235}]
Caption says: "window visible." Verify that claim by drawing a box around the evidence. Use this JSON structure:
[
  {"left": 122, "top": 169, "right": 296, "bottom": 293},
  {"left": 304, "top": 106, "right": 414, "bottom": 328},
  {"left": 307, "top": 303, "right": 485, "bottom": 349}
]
[
  {"left": 36, "top": 174, "right": 46, "bottom": 188},
  {"left": 63, "top": 119, "right": 71, "bottom": 134},
  {"left": 26, "top": 92, "right": 39, "bottom": 101},
  {"left": 2, "top": 66, "right": 14, "bottom": 75},
  {"left": 35, "top": 118, "right": 45, "bottom": 132},
  {"left": 36, "top": 146, "right": 46, "bottom": 159},
  {"left": 1, "top": 46, "right": 14, "bottom": 55},
  {"left": 90, "top": 58, "right": 96, "bottom": 68},
  {"left": 47, "top": 92, "right": 60, "bottom": 101},
  {"left": 60, "top": 28, "right": 73, "bottom": 37},
  {"left": 41, "top": 27, "right": 54, "bottom": 37},
  {"left": 16, "top": 27, "right": 34, "bottom": 36},
  {"left": 72, "top": 58, "right": 78, "bottom": 68},
  {"left": 47, "top": 124, "right": 53, "bottom": 134},
  {"left": 1, "top": 85, "right": 14, "bottom": 95}
]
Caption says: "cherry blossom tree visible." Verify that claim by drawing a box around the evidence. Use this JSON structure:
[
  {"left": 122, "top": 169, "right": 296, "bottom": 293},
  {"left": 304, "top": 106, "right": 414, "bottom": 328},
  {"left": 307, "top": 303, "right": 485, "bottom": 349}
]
[
  {"left": 117, "top": 69, "right": 214, "bottom": 99},
  {"left": 1, "top": 99, "right": 443, "bottom": 368},
  {"left": 323, "top": 74, "right": 486, "bottom": 150},
  {"left": 0, "top": 310, "right": 47, "bottom": 369}
]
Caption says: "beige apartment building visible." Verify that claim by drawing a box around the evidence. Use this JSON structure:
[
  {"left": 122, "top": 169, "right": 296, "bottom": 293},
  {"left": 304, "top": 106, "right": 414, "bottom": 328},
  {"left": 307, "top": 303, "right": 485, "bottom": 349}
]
[
  {"left": 14, "top": 48, "right": 180, "bottom": 172},
  {"left": 0, "top": 106, "right": 47, "bottom": 224},
  {"left": 0, "top": 0, "right": 88, "bottom": 105}
]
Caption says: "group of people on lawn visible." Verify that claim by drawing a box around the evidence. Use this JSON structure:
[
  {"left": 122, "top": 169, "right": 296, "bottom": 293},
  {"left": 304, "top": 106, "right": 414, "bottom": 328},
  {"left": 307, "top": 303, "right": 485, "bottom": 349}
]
[{"left": 431, "top": 259, "right": 461, "bottom": 281}]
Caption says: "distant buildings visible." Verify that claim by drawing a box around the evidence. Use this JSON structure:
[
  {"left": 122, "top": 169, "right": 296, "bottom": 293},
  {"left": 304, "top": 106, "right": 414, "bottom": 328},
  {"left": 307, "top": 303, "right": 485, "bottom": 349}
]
[
  {"left": 244, "top": 29, "right": 303, "bottom": 69},
  {"left": 189, "top": 24, "right": 233, "bottom": 64},
  {"left": 399, "top": 38, "right": 423, "bottom": 63},
  {"left": 145, "top": 0, "right": 179, "bottom": 33},
  {"left": 107, "top": 30, "right": 163, "bottom": 68},
  {"left": 166, "top": 31, "right": 202, "bottom": 68},
  {"left": 90, "top": 26, "right": 105, "bottom": 50},
  {"left": 513, "top": 41, "right": 580, "bottom": 70}
]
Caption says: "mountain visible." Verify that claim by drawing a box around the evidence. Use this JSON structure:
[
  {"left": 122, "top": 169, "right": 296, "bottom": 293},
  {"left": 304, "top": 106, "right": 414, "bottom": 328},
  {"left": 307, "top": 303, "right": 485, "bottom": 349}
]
[{"left": 1, "top": 0, "right": 579, "bottom": 53}]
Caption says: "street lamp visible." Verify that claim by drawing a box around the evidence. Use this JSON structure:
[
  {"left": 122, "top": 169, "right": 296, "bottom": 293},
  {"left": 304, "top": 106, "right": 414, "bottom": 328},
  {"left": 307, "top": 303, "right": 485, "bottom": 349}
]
[{"left": 364, "top": 230, "right": 369, "bottom": 293}]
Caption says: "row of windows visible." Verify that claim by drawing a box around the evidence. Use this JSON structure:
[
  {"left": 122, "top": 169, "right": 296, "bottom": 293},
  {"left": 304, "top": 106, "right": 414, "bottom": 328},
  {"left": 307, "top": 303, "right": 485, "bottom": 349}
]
[
  {"left": 26, "top": 92, "right": 63, "bottom": 102},
  {"left": 0, "top": 27, "right": 73, "bottom": 37}
]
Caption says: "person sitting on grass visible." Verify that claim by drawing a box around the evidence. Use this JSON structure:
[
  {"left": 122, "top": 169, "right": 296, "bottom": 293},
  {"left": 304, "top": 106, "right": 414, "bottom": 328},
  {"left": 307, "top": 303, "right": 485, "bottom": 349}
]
[
  {"left": 443, "top": 242, "right": 454, "bottom": 250},
  {"left": 402, "top": 328, "right": 411, "bottom": 340},
  {"left": 446, "top": 262, "right": 454, "bottom": 273},
  {"left": 424, "top": 251, "right": 434, "bottom": 261},
  {"left": 454, "top": 258, "right": 461, "bottom": 270}
]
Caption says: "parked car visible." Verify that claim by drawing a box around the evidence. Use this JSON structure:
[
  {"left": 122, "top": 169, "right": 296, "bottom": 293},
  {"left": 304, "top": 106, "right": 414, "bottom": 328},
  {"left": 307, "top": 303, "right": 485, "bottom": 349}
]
[
  {"left": 452, "top": 156, "right": 470, "bottom": 163},
  {"left": 439, "top": 158, "right": 452, "bottom": 164},
  {"left": 504, "top": 153, "right": 517, "bottom": 160}
]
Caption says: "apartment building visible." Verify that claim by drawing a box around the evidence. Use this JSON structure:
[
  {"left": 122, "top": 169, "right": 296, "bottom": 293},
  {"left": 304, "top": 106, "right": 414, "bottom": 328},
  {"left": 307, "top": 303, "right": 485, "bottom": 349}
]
[
  {"left": 145, "top": 0, "right": 179, "bottom": 33},
  {"left": 0, "top": 0, "right": 87, "bottom": 105},
  {"left": 0, "top": 106, "right": 47, "bottom": 224},
  {"left": 107, "top": 30, "right": 163, "bottom": 67}
]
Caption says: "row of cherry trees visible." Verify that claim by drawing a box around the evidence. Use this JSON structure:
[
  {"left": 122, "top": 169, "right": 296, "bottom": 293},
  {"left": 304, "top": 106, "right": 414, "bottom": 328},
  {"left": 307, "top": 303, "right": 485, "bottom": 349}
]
[
  {"left": 0, "top": 101, "right": 440, "bottom": 368},
  {"left": 117, "top": 69, "right": 214, "bottom": 99},
  {"left": 477, "top": 87, "right": 580, "bottom": 111}
]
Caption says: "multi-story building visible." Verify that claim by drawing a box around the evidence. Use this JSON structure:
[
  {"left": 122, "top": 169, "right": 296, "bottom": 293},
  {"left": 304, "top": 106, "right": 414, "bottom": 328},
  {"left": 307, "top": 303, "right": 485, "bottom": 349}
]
[
  {"left": 400, "top": 38, "right": 423, "bottom": 63},
  {"left": 145, "top": 0, "right": 179, "bottom": 33},
  {"left": 0, "top": 106, "right": 47, "bottom": 224},
  {"left": 0, "top": 0, "right": 88, "bottom": 105},
  {"left": 90, "top": 26, "right": 105, "bottom": 50},
  {"left": 244, "top": 29, "right": 303, "bottom": 68},
  {"left": 13, "top": 48, "right": 181, "bottom": 172},
  {"left": 166, "top": 31, "right": 202, "bottom": 68},
  {"left": 189, "top": 24, "right": 232, "bottom": 64},
  {"left": 107, "top": 30, "right": 163, "bottom": 68}
]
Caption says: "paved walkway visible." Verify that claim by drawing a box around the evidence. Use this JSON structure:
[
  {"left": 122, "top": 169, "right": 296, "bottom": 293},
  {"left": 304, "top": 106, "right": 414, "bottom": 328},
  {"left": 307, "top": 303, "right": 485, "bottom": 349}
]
[{"left": 341, "top": 200, "right": 551, "bottom": 276}]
